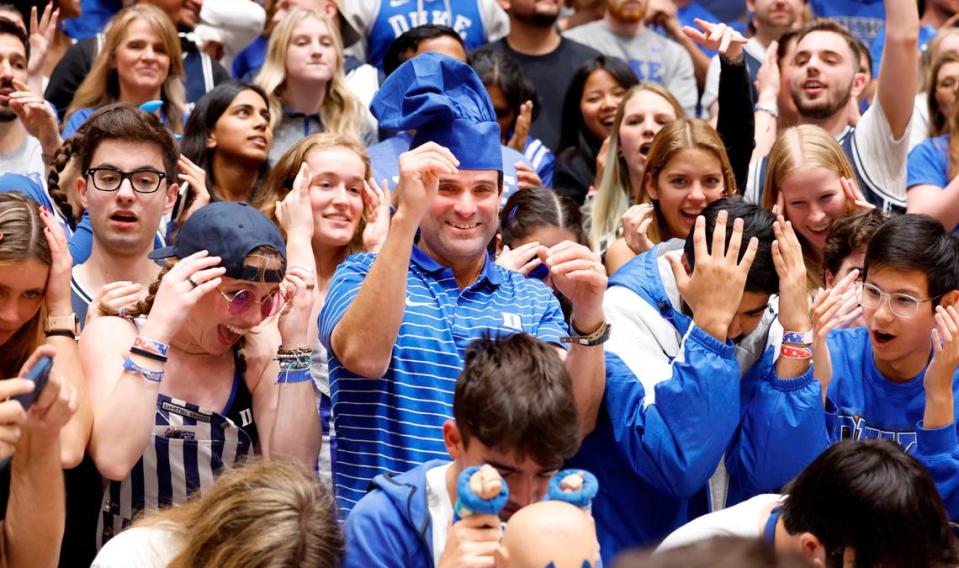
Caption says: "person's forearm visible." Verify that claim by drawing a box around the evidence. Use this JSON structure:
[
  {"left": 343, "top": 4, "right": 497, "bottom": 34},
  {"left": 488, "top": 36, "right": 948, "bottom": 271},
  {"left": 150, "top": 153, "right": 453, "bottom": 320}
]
[
  {"left": 46, "top": 336, "right": 91, "bottom": 468},
  {"left": 565, "top": 308, "right": 607, "bottom": 437},
  {"left": 330, "top": 213, "right": 418, "bottom": 378},
  {"left": 924, "top": 373, "right": 954, "bottom": 430},
  {"left": 716, "top": 56, "right": 755, "bottom": 193},
  {"left": 5, "top": 430, "right": 64, "bottom": 568},
  {"left": 907, "top": 182, "right": 959, "bottom": 229},
  {"left": 268, "top": 380, "right": 322, "bottom": 468},
  {"left": 876, "top": 0, "right": 920, "bottom": 138},
  {"left": 88, "top": 356, "right": 160, "bottom": 481}
]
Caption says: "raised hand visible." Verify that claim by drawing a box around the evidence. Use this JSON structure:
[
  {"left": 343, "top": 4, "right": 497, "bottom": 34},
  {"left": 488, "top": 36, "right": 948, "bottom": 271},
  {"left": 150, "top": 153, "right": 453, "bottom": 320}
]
[
  {"left": 666, "top": 211, "right": 759, "bottom": 341},
  {"left": 506, "top": 100, "right": 533, "bottom": 152},
  {"left": 772, "top": 215, "right": 811, "bottom": 332},
  {"left": 682, "top": 18, "right": 748, "bottom": 62},
  {"left": 86, "top": 281, "right": 144, "bottom": 327},
  {"left": 38, "top": 205, "right": 72, "bottom": 318},
  {"left": 395, "top": 142, "right": 459, "bottom": 224},
  {"left": 362, "top": 177, "right": 391, "bottom": 253},
  {"left": 621, "top": 203, "right": 656, "bottom": 255},
  {"left": 840, "top": 177, "right": 876, "bottom": 212},
  {"left": 9, "top": 79, "right": 60, "bottom": 153},
  {"left": 809, "top": 269, "right": 862, "bottom": 395},
  {"left": 496, "top": 241, "right": 548, "bottom": 277},
  {"left": 277, "top": 264, "right": 316, "bottom": 348},
  {"left": 924, "top": 304, "right": 959, "bottom": 429},
  {"left": 140, "top": 251, "right": 226, "bottom": 343},
  {"left": 176, "top": 155, "right": 210, "bottom": 224},
  {"left": 27, "top": 3, "right": 58, "bottom": 81},
  {"left": 514, "top": 162, "right": 543, "bottom": 190},
  {"left": 541, "top": 241, "right": 607, "bottom": 330},
  {"left": 275, "top": 162, "right": 315, "bottom": 243}
]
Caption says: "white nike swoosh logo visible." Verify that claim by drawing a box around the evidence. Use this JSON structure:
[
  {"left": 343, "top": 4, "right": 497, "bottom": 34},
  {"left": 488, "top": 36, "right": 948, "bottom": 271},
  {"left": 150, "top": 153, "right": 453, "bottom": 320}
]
[{"left": 405, "top": 297, "right": 433, "bottom": 308}]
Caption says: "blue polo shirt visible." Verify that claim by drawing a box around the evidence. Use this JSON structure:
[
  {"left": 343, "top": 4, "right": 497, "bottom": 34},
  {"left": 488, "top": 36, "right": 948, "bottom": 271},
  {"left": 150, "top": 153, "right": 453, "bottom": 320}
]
[{"left": 319, "top": 246, "right": 568, "bottom": 516}]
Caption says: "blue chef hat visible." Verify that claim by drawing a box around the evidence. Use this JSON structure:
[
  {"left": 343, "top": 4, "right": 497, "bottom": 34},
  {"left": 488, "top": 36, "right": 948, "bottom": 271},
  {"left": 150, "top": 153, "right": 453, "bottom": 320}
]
[{"left": 371, "top": 52, "right": 503, "bottom": 172}]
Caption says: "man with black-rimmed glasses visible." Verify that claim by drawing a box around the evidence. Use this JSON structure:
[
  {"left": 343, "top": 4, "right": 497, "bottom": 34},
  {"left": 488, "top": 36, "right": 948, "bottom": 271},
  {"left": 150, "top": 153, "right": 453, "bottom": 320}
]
[{"left": 70, "top": 104, "right": 180, "bottom": 329}]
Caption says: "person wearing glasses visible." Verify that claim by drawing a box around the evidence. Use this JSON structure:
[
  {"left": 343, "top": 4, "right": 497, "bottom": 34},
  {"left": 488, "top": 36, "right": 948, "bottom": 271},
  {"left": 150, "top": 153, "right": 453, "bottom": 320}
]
[
  {"left": 78, "top": 199, "right": 322, "bottom": 548},
  {"left": 814, "top": 213, "right": 959, "bottom": 519},
  {"left": 69, "top": 105, "right": 181, "bottom": 329}
]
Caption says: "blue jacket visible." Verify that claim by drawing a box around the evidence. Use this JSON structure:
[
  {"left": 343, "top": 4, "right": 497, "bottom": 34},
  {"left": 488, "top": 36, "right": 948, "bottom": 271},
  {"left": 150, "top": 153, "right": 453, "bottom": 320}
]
[
  {"left": 567, "top": 244, "right": 828, "bottom": 562},
  {"left": 826, "top": 327, "right": 959, "bottom": 520},
  {"left": 343, "top": 460, "right": 440, "bottom": 568}
]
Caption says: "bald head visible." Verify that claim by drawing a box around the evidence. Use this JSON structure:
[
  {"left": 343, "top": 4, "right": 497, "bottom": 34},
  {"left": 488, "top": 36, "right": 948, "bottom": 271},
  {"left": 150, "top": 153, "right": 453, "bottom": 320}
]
[{"left": 498, "top": 501, "right": 600, "bottom": 568}]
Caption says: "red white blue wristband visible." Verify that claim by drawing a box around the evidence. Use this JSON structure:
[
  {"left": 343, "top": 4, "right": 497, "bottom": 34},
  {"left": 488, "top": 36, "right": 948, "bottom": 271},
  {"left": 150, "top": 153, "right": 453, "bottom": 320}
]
[
  {"left": 780, "top": 345, "right": 812, "bottom": 360},
  {"left": 782, "top": 330, "right": 814, "bottom": 345},
  {"left": 134, "top": 335, "right": 170, "bottom": 358}
]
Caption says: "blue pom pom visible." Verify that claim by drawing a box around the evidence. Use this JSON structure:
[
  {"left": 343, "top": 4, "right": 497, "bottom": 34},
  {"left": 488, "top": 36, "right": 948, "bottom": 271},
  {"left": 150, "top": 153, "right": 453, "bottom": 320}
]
[
  {"left": 454, "top": 465, "right": 510, "bottom": 519},
  {"left": 548, "top": 469, "right": 599, "bottom": 509}
]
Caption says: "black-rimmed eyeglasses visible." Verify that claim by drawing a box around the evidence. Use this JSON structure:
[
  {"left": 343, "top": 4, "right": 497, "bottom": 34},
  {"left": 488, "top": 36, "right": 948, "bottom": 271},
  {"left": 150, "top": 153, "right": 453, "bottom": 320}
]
[{"left": 86, "top": 167, "right": 167, "bottom": 194}]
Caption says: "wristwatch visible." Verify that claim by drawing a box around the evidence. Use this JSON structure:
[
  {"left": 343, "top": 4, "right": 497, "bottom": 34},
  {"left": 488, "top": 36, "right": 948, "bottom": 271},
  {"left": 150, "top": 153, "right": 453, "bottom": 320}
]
[
  {"left": 561, "top": 322, "right": 611, "bottom": 347},
  {"left": 44, "top": 313, "right": 79, "bottom": 337}
]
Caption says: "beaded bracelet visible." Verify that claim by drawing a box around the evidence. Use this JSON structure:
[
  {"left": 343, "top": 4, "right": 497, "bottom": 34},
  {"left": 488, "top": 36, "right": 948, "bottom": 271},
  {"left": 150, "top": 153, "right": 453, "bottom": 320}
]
[{"left": 122, "top": 357, "right": 164, "bottom": 383}]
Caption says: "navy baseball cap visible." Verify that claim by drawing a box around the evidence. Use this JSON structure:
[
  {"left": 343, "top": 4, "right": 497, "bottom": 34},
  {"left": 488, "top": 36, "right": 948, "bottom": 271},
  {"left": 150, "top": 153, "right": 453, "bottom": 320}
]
[{"left": 148, "top": 202, "right": 287, "bottom": 282}]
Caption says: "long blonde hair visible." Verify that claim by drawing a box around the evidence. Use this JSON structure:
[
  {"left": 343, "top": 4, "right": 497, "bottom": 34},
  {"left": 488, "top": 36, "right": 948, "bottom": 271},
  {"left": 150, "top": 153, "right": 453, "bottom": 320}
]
[
  {"left": 0, "top": 193, "right": 49, "bottom": 377},
  {"left": 255, "top": 133, "right": 371, "bottom": 258},
  {"left": 64, "top": 4, "right": 187, "bottom": 134},
  {"left": 763, "top": 125, "right": 858, "bottom": 289},
  {"left": 134, "top": 460, "right": 344, "bottom": 568},
  {"left": 254, "top": 8, "right": 364, "bottom": 142},
  {"left": 762, "top": 125, "right": 857, "bottom": 211},
  {"left": 589, "top": 84, "right": 685, "bottom": 252}
]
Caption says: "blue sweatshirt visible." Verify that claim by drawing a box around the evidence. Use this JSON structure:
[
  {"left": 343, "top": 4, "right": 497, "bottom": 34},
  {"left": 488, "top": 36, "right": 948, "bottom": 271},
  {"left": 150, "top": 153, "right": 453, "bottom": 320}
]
[
  {"left": 568, "top": 244, "right": 828, "bottom": 562},
  {"left": 826, "top": 327, "right": 959, "bottom": 519},
  {"left": 343, "top": 460, "right": 440, "bottom": 568}
]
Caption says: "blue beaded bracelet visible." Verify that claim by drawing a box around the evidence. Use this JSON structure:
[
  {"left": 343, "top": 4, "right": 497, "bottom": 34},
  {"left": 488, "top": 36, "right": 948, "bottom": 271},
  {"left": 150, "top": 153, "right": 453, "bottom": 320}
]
[{"left": 122, "top": 356, "right": 164, "bottom": 383}]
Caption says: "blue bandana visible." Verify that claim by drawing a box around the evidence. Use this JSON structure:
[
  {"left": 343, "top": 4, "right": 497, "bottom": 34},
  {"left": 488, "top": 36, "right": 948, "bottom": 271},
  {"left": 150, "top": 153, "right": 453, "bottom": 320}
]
[{"left": 371, "top": 52, "right": 503, "bottom": 172}]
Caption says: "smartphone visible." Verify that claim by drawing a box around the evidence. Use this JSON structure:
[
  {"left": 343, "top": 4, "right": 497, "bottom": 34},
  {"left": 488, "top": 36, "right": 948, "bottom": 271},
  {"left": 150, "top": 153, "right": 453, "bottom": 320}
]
[{"left": 14, "top": 355, "right": 53, "bottom": 411}]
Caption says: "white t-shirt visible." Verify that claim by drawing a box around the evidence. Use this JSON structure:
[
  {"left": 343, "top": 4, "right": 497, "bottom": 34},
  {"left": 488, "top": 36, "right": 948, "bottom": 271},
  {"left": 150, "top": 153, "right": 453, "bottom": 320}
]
[
  {"left": 91, "top": 525, "right": 183, "bottom": 568},
  {"left": 657, "top": 493, "right": 784, "bottom": 552},
  {"left": 426, "top": 462, "right": 455, "bottom": 567},
  {"left": 744, "top": 97, "right": 910, "bottom": 211},
  {"left": 908, "top": 92, "right": 930, "bottom": 152}
]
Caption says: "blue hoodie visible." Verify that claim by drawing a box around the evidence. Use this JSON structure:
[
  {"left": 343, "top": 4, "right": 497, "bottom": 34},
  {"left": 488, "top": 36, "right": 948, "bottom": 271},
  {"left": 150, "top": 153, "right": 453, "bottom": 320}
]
[
  {"left": 826, "top": 327, "right": 959, "bottom": 519},
  {"left": 567, "top": 244, "right": 828, "bottom": 563},
  {"left": 343, "top": 460, "right": 440, "bottom": 568}
]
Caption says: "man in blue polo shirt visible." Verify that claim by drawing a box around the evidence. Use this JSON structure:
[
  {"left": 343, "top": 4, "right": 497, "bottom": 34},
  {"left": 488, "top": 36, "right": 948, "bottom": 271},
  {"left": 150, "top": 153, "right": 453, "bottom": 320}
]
[{"left": 319, "top": 52, "right": 608, "bottom": 516}]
